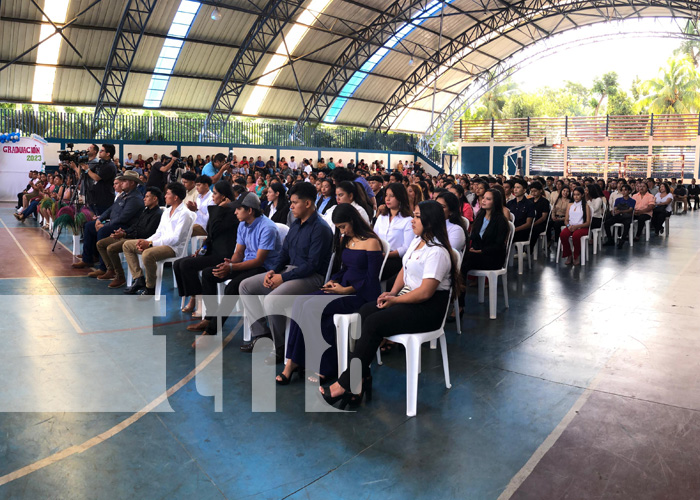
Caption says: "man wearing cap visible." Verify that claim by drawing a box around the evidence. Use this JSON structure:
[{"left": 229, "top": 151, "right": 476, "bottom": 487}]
[
  {"left": 96, "top": 186, "right": 164, "bottom": 288},
  {"left": 72, "top": 170, "right": 144, "bottom": 275},
  {"left": 237, "top": 182, "right": 333, "bottom": 365},
  {"left": 188, "top": 192, "right": 281, "bottom": 336}
]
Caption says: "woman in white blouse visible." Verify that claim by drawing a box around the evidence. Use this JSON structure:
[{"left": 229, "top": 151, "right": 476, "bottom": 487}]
[
  {"left": 586, "top": 183, "right": 605, "bottom": 230},
  {"left": 559, "top": 186, "right": 591, "bottom": 266},
  {"left": 652, "top": 182, "right": 673, "bottom": 235},
  {"left": 436, "top": 191, "right": 468, "bottom": 252},
  {"left": 372, "top": 183, "right": 415, "bottom": 284},
  {"left": 320, "top": 200, "right": 461, "bottom": 408},
  {"left": 323, "top": 180, "right": 371, "bottom": 227}
]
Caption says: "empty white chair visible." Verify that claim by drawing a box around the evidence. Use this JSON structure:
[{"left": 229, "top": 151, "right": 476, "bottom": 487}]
[{"left": 467, "top": 222, "right": 515, "bottom": 320}]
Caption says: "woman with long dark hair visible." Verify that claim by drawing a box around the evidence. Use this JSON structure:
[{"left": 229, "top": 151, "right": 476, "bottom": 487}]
[
  {"left": 373, "top": 183, "right": 415, "bottom": 285},
  {"left": 323, "top": 180, "right": 371, "bottom": 225},
  {"left": 585, "top": 183, "right": 605, "bottom": 230},
  {"left": 264, "top": 182, "right": 290, "bottom": 224},
  {"left": 436, "top": 191, "right": 469, "bottom": 252},
  {"left": 320, "top": 200, "right": 461, "bottom": 408},
  {"left": 461, "top": 189, "right": 510, "bottom": 276},
  {"left": 276, "top": 204, "right": 383, "bottom": 385},
  {"left": 316, "top": 178, "right": 337, "bottom": 215},
  {"left": 652, "top": 182, "right": 673, "bottom": 234},
  {"left": 560, "top": 186, "right": 591, "bottom": 266},
  {"left": 448, "top": 184, "right": 474, "bottom": 222},
  {"left": 549, "top": 185, "right": 571, "bottom": 244}
]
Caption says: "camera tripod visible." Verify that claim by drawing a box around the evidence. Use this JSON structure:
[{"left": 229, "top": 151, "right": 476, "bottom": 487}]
[{"left": 51, "top": 165, "right": 88, "bottom": 253}]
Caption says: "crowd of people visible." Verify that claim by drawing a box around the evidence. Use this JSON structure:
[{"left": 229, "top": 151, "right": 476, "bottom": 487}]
[{"left": 14, "top": 144, "right": 698, "bottom": 409}]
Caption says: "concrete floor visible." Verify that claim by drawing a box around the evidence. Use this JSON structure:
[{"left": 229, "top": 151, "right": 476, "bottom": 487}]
[{"left": 0, "top": 201, "right": 698, "bottom": 499}]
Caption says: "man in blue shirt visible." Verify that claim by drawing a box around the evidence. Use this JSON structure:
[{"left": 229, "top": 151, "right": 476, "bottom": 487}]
[
  {"left": 201, "top": 153, "right": 230, "bottom": 190},
  {"left": 191, "top": 192, "right": 282, "bottom": 336},
  {"left": 239, "top": 182, "right": 334, "bottom": 364},
  {"left": 506, "top": 179, "right": 536, "bottom": 242},
  {"left": 604, "top": 183, "right": 636, "bottom": 249}
]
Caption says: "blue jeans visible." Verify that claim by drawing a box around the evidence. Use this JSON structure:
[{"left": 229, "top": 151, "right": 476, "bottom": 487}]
[{"left": 82, "top": 221, "right": 118, "bottom": 268}]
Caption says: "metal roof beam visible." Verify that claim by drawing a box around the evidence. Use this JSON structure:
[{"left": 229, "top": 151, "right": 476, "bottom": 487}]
[
  {"left": 370, "top": 0, "right": 700, "bottom": 132},
  {"left": 93, "top": 0, "right": 158, "bottom": 136}
]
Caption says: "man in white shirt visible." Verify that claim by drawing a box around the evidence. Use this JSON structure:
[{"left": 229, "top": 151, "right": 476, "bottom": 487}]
[
  {"left": 288, "top": 156, "right": 297, "bottom": 172},
  {"left": 122, "top": 182, "right": 194, "bottom": 296},
  {"left": 186, "top": 175, "right": 214, "bottom": 236}
]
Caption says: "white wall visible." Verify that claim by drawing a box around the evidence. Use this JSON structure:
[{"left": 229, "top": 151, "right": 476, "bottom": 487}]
[
  {"left": 122, "top": 144, "right": 175, "bottom": 162},
  {"left": 280, "top": 149, "right": 317, "bottom": 165},
  {"left": 321, "top": 150, "right": 355, "bottom": 166}
]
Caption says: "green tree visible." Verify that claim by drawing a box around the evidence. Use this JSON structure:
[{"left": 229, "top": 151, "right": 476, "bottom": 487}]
[
  {"left": 674, "top": 19, "right": 700, "bottom": 67},
  {"left": 639, "top": 56, "right": 700, "bottom": 113},
  {"left": 590, "top": 72, "right": 620, "bottom": 116}
]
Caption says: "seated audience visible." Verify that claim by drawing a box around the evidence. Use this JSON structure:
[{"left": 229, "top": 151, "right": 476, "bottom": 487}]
[
  {"left": 323, "top": 180, "right": 372, "bottom": 226},
  {"left": 320, "top": 200, "right": 460, "bottom": 408},
  {"left": 276, "top": 204, "right": 383, "bottom": 385},
  {"left": 673, "top": 181, "right": 688, "bottom": 214},
  {"left": 506, "top": 179, "right": 535, "bottom": 242},
  {"left": 264, "top": 183, "right": 290, "bottom": 223},
  {"left": 461, "top": 189, "right": 510, "bottom": 276},
  {"left": 238, "top": 183, "right": 334, "bottom": 365},
  {"left": 72, "top": 171, "right": 144, "bottom": 273},
  {"left": 174, "top": 181, "right": 238, "bottom": 314},
  {"left": 632, "top": 181, "right": 655, "bottom": 241},
  {"left": 604, "top": 184, "right": 635, "bottom": 249},
  {"left": 528, "top": 181, "right": 550, "bottom": 251},
  {"left": 652, "top": 182, "right": 673, "bottom": 235},
  {"left": 95, "top": 187, "right": 164, "bottom": 288},
  {"left": 122, "top": 182, "right": 194, "bottom": 296},
  {"left": 559, "top": 186, "right": 591, "bottom": 266},
  {"left": 436, "top": 191, "right": 468, "bottom": 252},
  {"left": 372, "top": 183, "right": 415, "bottom": 287}
]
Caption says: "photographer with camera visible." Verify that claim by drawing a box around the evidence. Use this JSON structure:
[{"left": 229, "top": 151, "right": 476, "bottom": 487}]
[
  {"left": 70, "top": 144, "right": 117, "bottom": 215},
  {"left": 201, "top": 153, "right": 230, "bottom": 188},
  {"left": 146, "top": 150, "right": 181, "bottom": 192}
]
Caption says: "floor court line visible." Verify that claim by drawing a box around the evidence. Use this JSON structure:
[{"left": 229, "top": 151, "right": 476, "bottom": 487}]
[{"left": 0, "top": 320, "right": 241, "bottom": 487}]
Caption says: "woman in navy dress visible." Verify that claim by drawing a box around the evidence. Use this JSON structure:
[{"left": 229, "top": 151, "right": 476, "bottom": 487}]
[{"left": 276, "top": 203, "right": 383, "bottom": 385}]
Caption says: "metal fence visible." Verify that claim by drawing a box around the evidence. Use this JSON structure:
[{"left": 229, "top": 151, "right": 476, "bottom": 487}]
[
  {"left": 0, "top": 109, "right": 418, "bottom": 151},
  {"left": 453, "top": 114, "right": 700, "bottom": 142}
]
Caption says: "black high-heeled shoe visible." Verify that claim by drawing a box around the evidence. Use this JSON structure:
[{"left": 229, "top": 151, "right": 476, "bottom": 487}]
[
  {"left": 349, "top": 376, "right": 373, "bottom": 408},
  {"left": 320, "top": 385, "right": 353, "bottom": 409},
  {"left": 276, "top": 366, "right": 302, "bottom": 385}
]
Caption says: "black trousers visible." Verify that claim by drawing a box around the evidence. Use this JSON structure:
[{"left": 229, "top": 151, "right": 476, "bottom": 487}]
[
  {"left": 513, "top": 229, "right": 529, "bottom": 243},
  {"left": 651, "top": 207, "right": 670, "bottom": 232},
  {"left": 529, "top": 222, "right": 546, "bottom": 251},
  {"left": 337, "top": 291, "right": 450, "bottom": 391},
  {"left": 380, "top": 256, "right": 402, "bottom": 291},
  {"left": 173, "top": 254, "right": 223, "bottom": 297},
  {"left": 202, "top": 266, "right": 267, "bottom": 335},
  {"left": 604, "top": 214, "right": 632, "bottom": 240},
  {"left": 689, "top": 194, "right": 699, "bottom": 209},
  {"left": 548, "top": 219, "right": 565, "bottom": 243},
  {"left": 633, "top": 214, "right": 651, "bottom": 237},
  {"left": 590, "top": 217, "right": 602, "bottom": 230}
]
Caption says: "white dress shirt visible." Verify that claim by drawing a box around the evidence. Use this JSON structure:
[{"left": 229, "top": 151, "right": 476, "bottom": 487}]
[
  {"left": 446, "top": 220, "right": 466, "bottom": 252},
  {"left": 373, "top": 212, "right": 415, "bottom": 257},
  {"left": 289, "top": 160, "right": 297, "bottom": 171},
  {"left": 195, "top": 190, "right": 214, "bottom": 227},
  {"left": 147, "top": 203, "right": 195, "bottom": 256},
  {"left": 402, "top": 238, "right": 452, "bottom": 292},
  {"left": 323, "top": 201, "right": 370, "bottom": 227}
]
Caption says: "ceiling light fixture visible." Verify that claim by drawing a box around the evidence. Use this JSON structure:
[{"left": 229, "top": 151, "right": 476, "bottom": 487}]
[{"left": 211, "top": 7, "right": 222, "bottom": 20}]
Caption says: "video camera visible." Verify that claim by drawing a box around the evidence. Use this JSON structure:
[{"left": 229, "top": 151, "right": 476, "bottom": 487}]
[
  {"left": 58, "top": 143, "right": 89, "bottom": 164},
  {"left": 162, "top": 150, "right": 185, "bottom": 169}
]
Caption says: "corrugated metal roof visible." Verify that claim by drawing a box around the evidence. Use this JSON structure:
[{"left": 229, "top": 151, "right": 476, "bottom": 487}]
[{"left": 0, "top": 0, "right": 696, "bottom": 135}]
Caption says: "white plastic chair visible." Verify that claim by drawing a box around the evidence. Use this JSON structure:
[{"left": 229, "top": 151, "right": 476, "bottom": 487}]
[
  {"left": 333, "top": 238, "right": 390, "bottom": 373},
  {"left": 509, "top": 221, "right": 533, "bottom": 275},
  {"left": 533, "top": 208, "right": 552, "bottom": 261},
  {"left": 632, "top": 218, "right": 651, "bottom": 242},
  {"left": 180, "top": 236, "right": 208, "bottom": 310},
  {"left": 555, "top": 232, "right": 589, "bottom": 266},
  {"left": 674, "top": 200, "right": 684, "bottom": 214},
  {"left": 467, "top": 222, "right": 515, "bottom": 320},
  {"left": 590, "top": 209, "right": 605, "bottom": 255},
  {"left": 612, "top": 222, "right": 634, "bottom": 247},
  {"left": 126, "top": 211, "right": 196, "bottom": 301}
]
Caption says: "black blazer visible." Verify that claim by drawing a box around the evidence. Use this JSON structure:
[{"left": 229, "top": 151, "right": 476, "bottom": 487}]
[
  {"left": 205, "top": 204, "right": 239, "bottom": 259},
  {"left": 265, "top": 200, "right": 290, "bottom": 224},
  {"left": 469, "top": 213, "right": 509, "bottom": 261}
]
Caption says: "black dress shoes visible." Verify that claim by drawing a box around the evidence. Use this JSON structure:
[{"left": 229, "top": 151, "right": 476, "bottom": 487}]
[
  {"left": 123, "top": 277, "right": 145, "bottom": 295},
  {"left": 239, "top": 334, "right": 272, "bottom": 353}
]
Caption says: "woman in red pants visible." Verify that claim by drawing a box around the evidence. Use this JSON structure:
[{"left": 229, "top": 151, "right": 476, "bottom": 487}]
[{"left": 560, "top": 186, "right": 591, "bottom": 266}]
